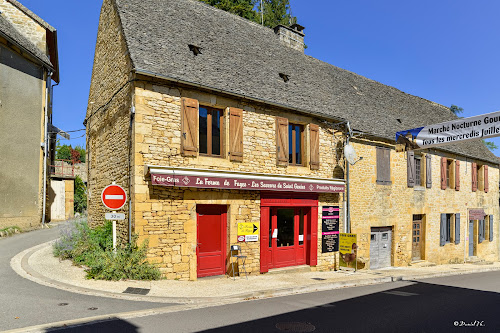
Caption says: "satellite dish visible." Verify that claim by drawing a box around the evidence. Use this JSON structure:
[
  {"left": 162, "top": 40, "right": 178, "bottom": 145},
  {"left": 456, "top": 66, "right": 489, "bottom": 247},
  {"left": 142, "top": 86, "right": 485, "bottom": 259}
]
[{"left": 344, "top": 144, "right": 358, "bottom": 165}]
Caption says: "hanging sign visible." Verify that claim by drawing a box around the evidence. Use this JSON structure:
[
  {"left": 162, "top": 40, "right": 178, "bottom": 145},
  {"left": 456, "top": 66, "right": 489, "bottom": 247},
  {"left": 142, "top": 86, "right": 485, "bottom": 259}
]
[
  {"left": 339, "top": 233, "right": 357, "bottom": 271},
  {"left": 395, "top": 110, "right": 500, "bottom": 149},
  {"left": 322, "top": 206, "right": 339, "bottom": 253}
]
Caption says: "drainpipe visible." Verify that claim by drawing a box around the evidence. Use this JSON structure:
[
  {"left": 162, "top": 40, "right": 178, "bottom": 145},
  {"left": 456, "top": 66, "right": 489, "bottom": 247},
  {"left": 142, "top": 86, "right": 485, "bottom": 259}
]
[
  {"left": 41, "top": 71, "right": 53, "bottom": 227},
  {"left": 345, "top": 122, "right": 352, "bottom": 233},
  {"left": 128, "top": 93, "right": 135, "bottom": 244}
]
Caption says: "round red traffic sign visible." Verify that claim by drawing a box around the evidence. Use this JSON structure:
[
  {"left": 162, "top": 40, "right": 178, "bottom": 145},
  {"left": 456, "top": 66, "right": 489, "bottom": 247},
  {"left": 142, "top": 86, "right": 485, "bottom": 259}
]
[{"left": 101, "top": 184, "right": 127, "bottom": 210}]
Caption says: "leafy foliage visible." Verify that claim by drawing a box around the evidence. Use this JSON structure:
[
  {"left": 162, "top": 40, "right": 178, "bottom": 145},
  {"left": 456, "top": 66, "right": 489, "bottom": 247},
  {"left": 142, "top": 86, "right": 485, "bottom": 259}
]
[
  {"left": 53, "top": 219, "right": 161, "bottom": 281},
  {"left": 199, "top": 0, "right": 297, "bottom": 28},
  {"left": 56, "top": 144, "right": 86, "bottom": 163},
  {"left": 74, "top": 176, "right": 87, "bottom": 213},
  {"left": 450, "top": 104, "right": 464, "bottom": 115},
  {"left": 258, "top": 0, "right": 296, "bottom": 28},
  {"left": 199, "top": 0, "right": 258, "bottom": 21},
  {"left": 483, "top": 140, "right": 498, "bottom": 151}
]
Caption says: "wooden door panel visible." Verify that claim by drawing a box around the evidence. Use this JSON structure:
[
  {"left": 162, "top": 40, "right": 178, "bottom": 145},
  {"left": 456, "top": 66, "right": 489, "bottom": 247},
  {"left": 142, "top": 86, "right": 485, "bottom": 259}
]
[{"left": 197, "top": 205, "right": 226, "bottom": 278}]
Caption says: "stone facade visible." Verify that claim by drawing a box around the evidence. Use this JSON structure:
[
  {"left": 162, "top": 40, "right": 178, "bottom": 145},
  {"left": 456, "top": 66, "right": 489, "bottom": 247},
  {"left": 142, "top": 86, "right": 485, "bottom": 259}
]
[
  {"left": 86, "top": 0, "right": 134, "bottom": 242},
  {"left": 349, "top": 138, "right": 499, "bottom": 267},
  {"left": 131, "top": 81, "right": 343, "bottom": 280}
]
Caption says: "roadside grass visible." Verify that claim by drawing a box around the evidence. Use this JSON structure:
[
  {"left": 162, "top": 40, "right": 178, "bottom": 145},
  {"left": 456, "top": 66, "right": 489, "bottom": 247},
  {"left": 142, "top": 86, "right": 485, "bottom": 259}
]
[
  {"left": 0, "top": 226, "right": 22, "bottom": 238},
  {"left": 53, "top": 218, "right": 161, "bottom": 281}
]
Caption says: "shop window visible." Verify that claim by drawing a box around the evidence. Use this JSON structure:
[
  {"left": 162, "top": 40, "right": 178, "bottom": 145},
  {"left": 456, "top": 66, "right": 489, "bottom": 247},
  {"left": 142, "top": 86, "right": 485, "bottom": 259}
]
[
  {"left": 199, "top": 106, "right": 223, "bottom": 156},
  {"left": 376, "top": 147, "right": 391, "bottom": 185}
]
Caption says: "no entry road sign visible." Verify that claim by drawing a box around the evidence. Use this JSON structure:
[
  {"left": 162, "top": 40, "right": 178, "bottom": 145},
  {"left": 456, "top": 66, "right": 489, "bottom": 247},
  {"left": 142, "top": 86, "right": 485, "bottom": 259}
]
[{"left": 101, "top": 184, "right": 127, "bottom": 210}]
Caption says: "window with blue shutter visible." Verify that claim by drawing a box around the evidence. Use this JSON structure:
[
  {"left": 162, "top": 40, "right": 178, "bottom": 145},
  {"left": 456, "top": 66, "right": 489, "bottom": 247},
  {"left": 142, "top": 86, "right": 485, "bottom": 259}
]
[
  {"left": 440, "top": 214, "right": 446, "bottom": 246},
  {"left": 478, "top": 220, "right": 484, "bottom": 243},
  {"left": 455, "top": 213, "right": 460, "bottom": 244},
  {"left": 489, "top": 215, "right": 494, "bottom": 241}
]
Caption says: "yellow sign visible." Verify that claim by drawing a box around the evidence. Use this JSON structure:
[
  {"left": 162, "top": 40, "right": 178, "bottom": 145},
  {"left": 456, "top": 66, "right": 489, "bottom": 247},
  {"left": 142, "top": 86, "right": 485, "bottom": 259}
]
[
  {"left": 238, "top": 223, "right": 259, "bottom": 235},
  {"left": 339, "top": 233, "right": 357, "bottom": 270}
]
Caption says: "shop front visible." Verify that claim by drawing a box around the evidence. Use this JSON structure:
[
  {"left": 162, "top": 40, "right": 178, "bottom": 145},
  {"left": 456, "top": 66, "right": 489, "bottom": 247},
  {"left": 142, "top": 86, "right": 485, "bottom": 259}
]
[{"left": 148, "top": 166, "right": 344, "bottom": 278}]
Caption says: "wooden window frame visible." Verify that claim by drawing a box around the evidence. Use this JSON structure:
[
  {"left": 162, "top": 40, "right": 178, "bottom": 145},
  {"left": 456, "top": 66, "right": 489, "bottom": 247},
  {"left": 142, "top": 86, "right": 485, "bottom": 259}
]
[
  {"left": 288, "top": 123, "right": 305, "bottom": 166},
  {"left": 477, "top": 164, "right": 484, "bottom": 191},
  {"left": 199, "top": 106, "right": 224, "bottom": 157}
]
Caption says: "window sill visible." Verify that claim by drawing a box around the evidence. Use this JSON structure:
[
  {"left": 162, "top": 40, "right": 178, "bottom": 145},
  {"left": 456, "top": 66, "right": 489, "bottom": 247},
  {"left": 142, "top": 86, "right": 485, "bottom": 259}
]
[
  {"left": 376, "top": 181, "right": 392, "bottom": 185},
  {"left": 414, "top": 186, "right": 425, "bottom": 191}
]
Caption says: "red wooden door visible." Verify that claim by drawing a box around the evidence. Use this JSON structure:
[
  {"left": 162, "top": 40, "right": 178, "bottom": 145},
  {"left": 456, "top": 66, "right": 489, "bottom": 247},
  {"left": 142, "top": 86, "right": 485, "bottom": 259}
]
[
  {"left": 269, "top": 207, "right": 308, "bottom": 269},
  {"left": 197, "top": 205, "right": 227, "bottom": 278}
]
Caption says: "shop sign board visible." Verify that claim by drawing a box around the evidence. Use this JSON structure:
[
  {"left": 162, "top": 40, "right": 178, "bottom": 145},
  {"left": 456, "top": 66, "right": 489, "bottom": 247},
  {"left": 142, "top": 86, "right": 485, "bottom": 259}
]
[
  {"left": 339, "top": 233, "right": 357, "bottom": 271},
  {"left": 469, "top": 209, "right": 486, "bottom": 220},
  {"left": 151, "top": 173, "right": 344, "bottom": 193},
  {"left": 322, "top": 206, "right": 339, "bottom": 253},
  {"left": 237, "top": 223, "right": 259, "bottom": 242}
]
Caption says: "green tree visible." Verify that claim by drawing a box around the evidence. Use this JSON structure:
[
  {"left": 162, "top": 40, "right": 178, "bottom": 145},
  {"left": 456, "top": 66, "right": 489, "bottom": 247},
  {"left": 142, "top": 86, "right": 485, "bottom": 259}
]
[
  {"left": 199, "top": 0, "right": 258, "bottom": 21},
  {"left": 56, "top": 144, "right": 72, "bottom": 161},
  {"left": 258, "top": 0, "right": 296, "bottom": 28},
  {"left": 56, "top": 143, "right": 86, "bottom": 163},
  {"left": 198, "top": 0, "right": 297, "bottom": 28},
  {"left": 450, "top": 104, "right": 464, "bottom": 115},
  {"left": 74, "top": 175, "right": 87, "bottom": 213},
  {"left": 483, "top": 140, "right": 498, "bottom": 151}
]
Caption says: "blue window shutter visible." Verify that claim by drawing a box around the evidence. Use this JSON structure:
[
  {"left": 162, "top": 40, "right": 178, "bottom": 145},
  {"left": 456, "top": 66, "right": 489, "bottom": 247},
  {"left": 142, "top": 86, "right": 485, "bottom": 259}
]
[
  {"left": 489, "top": 215, "right": 493, "bottom": 241},
  {"left": 478, "top": 220, "right": 484, "bottom": 243},
  {"left": 440, "top": 214, "right": 446, "bottom": 246},
  {"left": 455, "top": 213, "right": 460, "bottom": 244}
]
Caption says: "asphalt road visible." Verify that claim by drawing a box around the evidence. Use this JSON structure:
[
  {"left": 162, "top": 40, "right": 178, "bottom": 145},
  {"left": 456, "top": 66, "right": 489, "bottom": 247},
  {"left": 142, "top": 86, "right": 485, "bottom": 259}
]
[
  {"left": 0, "top": 224, "right": 174, "bottom": 332},
  {"left": 54, "top": 271, "right": 500, "bottom": 333}
]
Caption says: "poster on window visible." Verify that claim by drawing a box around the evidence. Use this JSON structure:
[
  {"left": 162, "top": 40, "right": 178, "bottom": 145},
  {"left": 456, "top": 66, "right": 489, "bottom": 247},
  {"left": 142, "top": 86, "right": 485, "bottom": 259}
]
[
  {"left": 322, "top": 206, "right": 339, "bottom": 253},
  {"left": 339, "top": 233, "right": 357, "bottom": 271}
]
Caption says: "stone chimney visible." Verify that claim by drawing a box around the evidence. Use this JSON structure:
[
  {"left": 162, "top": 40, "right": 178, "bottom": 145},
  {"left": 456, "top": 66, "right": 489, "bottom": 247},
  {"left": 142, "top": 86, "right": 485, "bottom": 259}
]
[{"left": 273, "top": 23, "right": 305, "bottom": 53}]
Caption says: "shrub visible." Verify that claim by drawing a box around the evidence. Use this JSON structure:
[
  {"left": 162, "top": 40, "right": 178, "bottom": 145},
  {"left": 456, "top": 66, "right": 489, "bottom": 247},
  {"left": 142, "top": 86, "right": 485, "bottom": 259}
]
[
  {"left": 74, "top": 176, "right": 87, "bottom": 214},
  {"left": 53, "top": 218, "right": 161, "bottom": 281}
]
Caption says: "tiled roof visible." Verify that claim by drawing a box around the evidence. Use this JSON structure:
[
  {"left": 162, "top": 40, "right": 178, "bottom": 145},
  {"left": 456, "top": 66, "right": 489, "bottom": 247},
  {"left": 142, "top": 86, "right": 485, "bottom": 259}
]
[{"left": 114, "top": 0, "right": 498, "bottom": 164}]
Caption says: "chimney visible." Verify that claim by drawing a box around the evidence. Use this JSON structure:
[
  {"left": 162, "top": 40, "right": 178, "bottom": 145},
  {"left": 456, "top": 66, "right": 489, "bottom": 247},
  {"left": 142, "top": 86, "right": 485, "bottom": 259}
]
[{"left": 273, "top": 23, "right": 305, "bottom": 53}]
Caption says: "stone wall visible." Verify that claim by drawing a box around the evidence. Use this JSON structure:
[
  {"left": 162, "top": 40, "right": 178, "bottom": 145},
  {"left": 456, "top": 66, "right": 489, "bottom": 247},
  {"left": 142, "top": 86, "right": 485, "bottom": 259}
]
[
  {"left": 348, "top": 137, "right": 499, "bottom": 267},
  {"left": 86, "top": 0, "right": 133, "bottom": 243},
  {"left": 0, "top": 0, "right": 47, "bottom": 53}
]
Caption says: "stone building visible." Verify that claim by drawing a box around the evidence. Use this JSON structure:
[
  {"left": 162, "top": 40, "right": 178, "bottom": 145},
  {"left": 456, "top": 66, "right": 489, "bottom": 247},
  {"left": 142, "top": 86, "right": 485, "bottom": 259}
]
[
  {"left": 0, "top": 0, "right": 60, "bottom": 229},
  {"left": 86, "top": 0, "right": 498, "bottom": 280}
]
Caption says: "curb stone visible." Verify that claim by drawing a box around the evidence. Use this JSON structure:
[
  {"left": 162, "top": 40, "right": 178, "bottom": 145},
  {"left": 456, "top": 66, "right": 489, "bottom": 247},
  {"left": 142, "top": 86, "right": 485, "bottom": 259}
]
[{"left": 12, "top": 241, "right": 500, "bottom": 304}]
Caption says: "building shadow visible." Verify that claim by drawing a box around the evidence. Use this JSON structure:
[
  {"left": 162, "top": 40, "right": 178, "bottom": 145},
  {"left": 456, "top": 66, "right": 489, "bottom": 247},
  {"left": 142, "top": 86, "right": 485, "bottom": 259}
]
[
  {"left": 45, "top": 317, "right": 139, "bottom": 333},
  {"left": 198, "top": 281, "right": 500, "bottom": 333}
]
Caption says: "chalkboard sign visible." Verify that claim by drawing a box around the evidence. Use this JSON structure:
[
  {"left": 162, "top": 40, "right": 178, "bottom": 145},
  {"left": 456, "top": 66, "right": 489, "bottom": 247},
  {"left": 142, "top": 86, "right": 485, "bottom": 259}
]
[{"left": 322, "top": 206, "right": 340, "bottom": 253}]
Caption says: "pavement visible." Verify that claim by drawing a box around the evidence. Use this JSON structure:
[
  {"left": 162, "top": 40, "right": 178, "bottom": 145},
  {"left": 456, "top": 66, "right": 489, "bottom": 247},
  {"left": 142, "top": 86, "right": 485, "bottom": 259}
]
[{"left": 11, "top": 238, "right": 500, "bottom": 305}]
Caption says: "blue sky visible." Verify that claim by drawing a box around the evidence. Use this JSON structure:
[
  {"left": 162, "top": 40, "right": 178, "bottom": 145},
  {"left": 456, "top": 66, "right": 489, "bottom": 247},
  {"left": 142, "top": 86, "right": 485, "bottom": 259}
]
[{"left": 18, "top": 0, "right": 500, "bottom": 154}]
